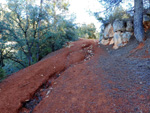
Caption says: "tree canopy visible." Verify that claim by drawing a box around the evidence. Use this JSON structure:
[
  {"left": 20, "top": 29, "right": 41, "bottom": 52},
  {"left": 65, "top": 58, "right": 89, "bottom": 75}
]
[
  {"left": 96, "top": 0, "right": 150, "bottom": 42},
  {"left": 0, "top": 0, "right": 79, "bottom": 77}
]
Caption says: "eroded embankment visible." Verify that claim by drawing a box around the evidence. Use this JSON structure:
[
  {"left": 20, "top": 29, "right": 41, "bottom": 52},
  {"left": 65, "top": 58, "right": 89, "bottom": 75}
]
[{"left": 0, "top": 39, "right": 97, "bottom": 113}]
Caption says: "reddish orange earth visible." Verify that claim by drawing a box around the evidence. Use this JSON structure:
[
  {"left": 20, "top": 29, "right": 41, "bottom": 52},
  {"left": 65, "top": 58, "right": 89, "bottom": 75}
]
[{"left": 0, "top": 39, "right": 150, "bottom": 113}]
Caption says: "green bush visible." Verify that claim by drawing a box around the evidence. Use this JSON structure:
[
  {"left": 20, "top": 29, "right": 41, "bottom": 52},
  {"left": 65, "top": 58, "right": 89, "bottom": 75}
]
[
  {"left": 96, "top": 6, "right": 131, "bottom": 26},
  {"left": 76, "top": 23, "right": 97, "bottom": 39},
  {"left": 0, "top": 67, "right": 5, "bottom": 80}
]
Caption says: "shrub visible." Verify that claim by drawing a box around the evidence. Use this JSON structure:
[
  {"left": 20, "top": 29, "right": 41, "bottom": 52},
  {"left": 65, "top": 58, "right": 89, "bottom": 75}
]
[
  {"left": 96, "top": 6, "right": 131, "bottom": 27},
  {"left": 77, "top": 23, "right": 97, "bottom": 39},
  {"left": 0, "top": 67, "right": 5, "bottom": 80}
]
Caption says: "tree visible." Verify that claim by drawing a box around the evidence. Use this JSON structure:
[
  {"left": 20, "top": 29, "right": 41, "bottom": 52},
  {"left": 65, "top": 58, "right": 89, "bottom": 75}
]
[
  {"left": 134, "top": 0, "right": 144, "bottom": 42},
  {"left": 0, "top": 0, "right": 78, "bottom": 75},
  {"left": 0, "top": 0, "right": 70, "bottom": 66},
  {"left": 96, "top": 5, "right": 131, "bottom": 27},
  {"left": 97, "top": 0, "right": 146, "bottom": 42},
  {"left": 77, "top": 23, "right": 97, "bottom": 39}
]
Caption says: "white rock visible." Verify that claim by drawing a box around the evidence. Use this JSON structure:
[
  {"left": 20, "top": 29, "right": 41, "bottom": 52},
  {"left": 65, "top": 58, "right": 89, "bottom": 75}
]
[
  {"left": 113, "top": 20, "right": 126, "bottom": 32},
  {"left": 113, "top": 31, "right": 122, "bottom": 49},
  {"left": 100, "top": 39, "right": 110, "bottom": 45},
  {"left": 122, "top": 32, "right": 132, "bottom": 44},
  {"left": 109, "top": 38, "right": 114, "bottom": 45},
  {"left": 103, "top": 24, "right": 114, "bottom": 39},
  {"left": 113, "top": 31, "right": 132, "bottom": 49}
]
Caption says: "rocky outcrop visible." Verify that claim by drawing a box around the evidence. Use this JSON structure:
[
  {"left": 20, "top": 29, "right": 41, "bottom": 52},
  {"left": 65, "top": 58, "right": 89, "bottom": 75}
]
[
  {"left": 113, "top": 20, "right": 126, "bottom": 32},
  {"left": 122, "top": 32, "right": 133, "bottom": 42},
  {"left": 113, "top": 32, "right": 133, "bottom": 49},
  {"left": 103, "top": 24, "right": 114, "bottom": 39},
  {"left": 100, "top": 39, "right": 110, "bottom": 45},
  {"left": 126, "top": 20, "right": 133, "bottom": 32},
  {"left": 99, "top": 9, "right": 150, "bottom": 49},
  {"left": 100, "top": 19, "right": 133, "bottom": 49},
  {"left": 113, "top": 31, "right": 122, "bottom": 49}
]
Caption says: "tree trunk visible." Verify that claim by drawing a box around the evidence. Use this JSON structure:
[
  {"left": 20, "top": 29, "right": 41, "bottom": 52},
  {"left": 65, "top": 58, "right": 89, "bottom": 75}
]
[{"left": 134, "top": 0, "right": 144, "bottom": 42}]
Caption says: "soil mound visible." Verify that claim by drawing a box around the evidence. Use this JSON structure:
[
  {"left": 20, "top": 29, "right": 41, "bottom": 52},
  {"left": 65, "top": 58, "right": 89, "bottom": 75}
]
[{"left": 0, "top": 38, "right": 150, "bottom": 113}]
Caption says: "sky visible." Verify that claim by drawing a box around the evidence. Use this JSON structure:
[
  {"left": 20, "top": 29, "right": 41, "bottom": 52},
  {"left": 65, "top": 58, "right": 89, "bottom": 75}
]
[
  {"left": 68, "top": 0, "right": 103, "bottom": 31},
  {"left": 0, "top": 0, "right": 103, "bottom": 30}
]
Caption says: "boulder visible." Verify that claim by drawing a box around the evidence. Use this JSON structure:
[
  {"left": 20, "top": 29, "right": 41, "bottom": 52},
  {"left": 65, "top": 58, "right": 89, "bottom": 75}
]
[
  {"left": 122, "top": 32, "right": 132, "bottom": 45},
  {"left": 100, "top": 39, "right": 110, "bottom": 45},
  {"left": 103, "top": 24, "right": 114, "bottom": 39},
  {"left": 113, "top": 20, "right": 126, "bottom": 32},
  {"left": 113, "top": 31, "right": 122, "bottom": 49},
  {"left": 109, "top": 38, "right": 114, "bottom": 45},
  {"left": 113, "top": 31, "right": 132, "bottom": 49},
  {"left": 126, "top": 20, "right": 133, "bottom": 32}
]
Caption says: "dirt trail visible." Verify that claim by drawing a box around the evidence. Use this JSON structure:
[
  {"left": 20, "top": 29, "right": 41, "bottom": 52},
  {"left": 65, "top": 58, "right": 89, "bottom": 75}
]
[{"left": 0, "top": 38, "right": 150, "bottom": 113}]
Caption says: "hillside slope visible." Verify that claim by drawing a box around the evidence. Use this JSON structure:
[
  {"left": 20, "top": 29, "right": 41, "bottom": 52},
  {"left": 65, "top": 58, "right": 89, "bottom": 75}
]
[{"left": 0, "top": 38, "right": 150, "bottom": 113}]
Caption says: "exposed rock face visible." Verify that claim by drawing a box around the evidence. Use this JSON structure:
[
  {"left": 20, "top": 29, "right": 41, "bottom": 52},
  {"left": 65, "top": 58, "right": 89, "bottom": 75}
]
[
  {"left": 100, "top": 38, "right": 110, "bottom": 45},
  {"left": 99, "top": 8, "right": 150, "bottom": 49},
  {"left": 103, "top": 24, "right": 114, "bottom": 39},
  {"left": 109, "top": 38, "right": 114, "bottom": 45},
  {"left": 113, "top": 32, "right": 132, "bottom": 49},
  {"left": 100, "top": 19, "right": 134, "bottom": 49},
  {"left": 122, "top": 32, "right": 132, "bottom": 43},
  {"left": 126, "top": 21, "right": 133, "bottom": 32},
  {"left": 113, "top": 31, "right": 122, "bottom": 49},
  {"left": 113, "top": 20, "right": 126, "bottom": 32}
]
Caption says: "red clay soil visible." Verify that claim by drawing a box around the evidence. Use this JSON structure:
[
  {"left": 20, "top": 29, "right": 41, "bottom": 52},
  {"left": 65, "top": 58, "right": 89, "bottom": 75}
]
[{"left": 0, "top": 38, "right": 150, "bottom": 113}]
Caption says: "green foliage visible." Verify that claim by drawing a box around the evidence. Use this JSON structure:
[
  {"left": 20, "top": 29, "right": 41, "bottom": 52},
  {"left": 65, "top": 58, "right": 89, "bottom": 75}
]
[
  {"left": 0, "top": 0, "right": 78, "bottom": 75},
  {"left": 76, "top": 23, "right": 97, "bottom": 39},
  {"left": 0, "top": 67, "right": 5, "bottom": 80},
  {"left": 96, "top": 6, "right": 131, "bottom": 26},
  {"left": 107, "top": 6, "right": 130, "bottom": 23}
]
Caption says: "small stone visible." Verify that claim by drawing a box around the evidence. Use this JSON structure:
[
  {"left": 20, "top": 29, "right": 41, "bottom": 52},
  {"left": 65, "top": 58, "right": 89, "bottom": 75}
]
[
  {"left": 46, "top": 96, "right": 49, "bottom": 98},
  {"left": 54, "top": 82, "right": 57, "bottom": 85},
  {"left": 46, "top": 90, "right": 51, "bottom": 95},
  {"left": 140, "top": 82, "right": 142, "bottom": 84},
  {"left": 139, "top": 110, "right": 143, "bottom": 113},
  {"left": 82, "top": 44, "right": 86, "bottom": 47},
  {"left": 41, "top": 74, "right": 44, "bottom": 77},
  {"left": 49, "top": 87, "right": 53, "bottom": 90},
  {"left": 25, "top": 99, "right": 29, "bottom": 102},
  {"left": 40, "top": 89, "right": 44, "bottom": 91}
]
